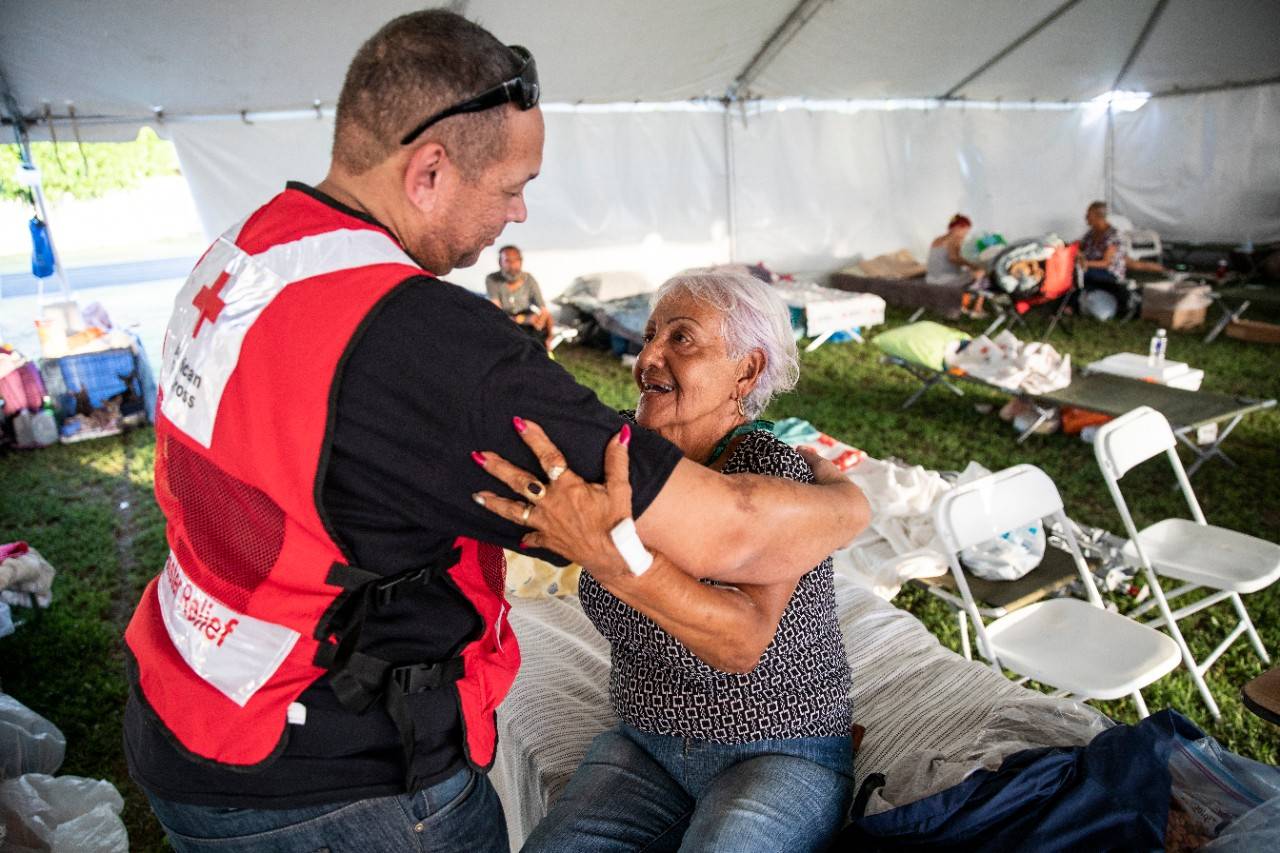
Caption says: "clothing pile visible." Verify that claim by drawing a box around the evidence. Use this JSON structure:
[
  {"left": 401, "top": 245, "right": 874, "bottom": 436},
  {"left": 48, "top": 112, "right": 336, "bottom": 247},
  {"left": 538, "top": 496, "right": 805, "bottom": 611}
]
[
  {"left": 772, "top": 418, "right": 953, "bottom": 598},
  {"left": 0, "top": 542, "right": 55, "bottom": 609},
  {"left": 770, "top": 419, "right": 1137, "bottom": 598},
  {"left": 847, "top": 708, "right": 1280, "bottom": 851},
  {"left": 945, "top": 329, "right": 1072, "bottom": 395}
]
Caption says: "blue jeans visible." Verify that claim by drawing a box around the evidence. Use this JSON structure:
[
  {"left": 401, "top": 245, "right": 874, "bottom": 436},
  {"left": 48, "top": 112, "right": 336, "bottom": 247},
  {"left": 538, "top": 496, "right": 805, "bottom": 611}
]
[
  {"left": 146, "top": 767, "right": 507, "bottom": 853},
  {"left": 523, "top": 724, "right": 854, "bottom": 853}
]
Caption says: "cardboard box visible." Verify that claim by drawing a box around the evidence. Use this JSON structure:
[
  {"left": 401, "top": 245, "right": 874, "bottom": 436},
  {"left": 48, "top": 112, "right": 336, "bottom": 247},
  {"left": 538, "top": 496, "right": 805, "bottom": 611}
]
[
  {"left": 853, "top": 249, "right": 926, "bottom": 280},
  {"left": 1143, "top": 304, "right": 1208, "bottom": 331},
  {"left": 1225, "top": 318, "right": 1280, "bottom": 344},
  {"left": 1142, "top": 280, "right": 1212, "bottom": 329}
]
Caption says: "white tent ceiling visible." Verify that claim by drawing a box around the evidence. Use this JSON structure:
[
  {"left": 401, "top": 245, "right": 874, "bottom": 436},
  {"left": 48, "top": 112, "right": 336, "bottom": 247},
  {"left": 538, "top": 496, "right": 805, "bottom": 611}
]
[
  {"left": 2, "top": 0, "right": 1277, "bottom": 292},
  {"left": 4, "top": 0, "right": 1279, "bottom": 134}
]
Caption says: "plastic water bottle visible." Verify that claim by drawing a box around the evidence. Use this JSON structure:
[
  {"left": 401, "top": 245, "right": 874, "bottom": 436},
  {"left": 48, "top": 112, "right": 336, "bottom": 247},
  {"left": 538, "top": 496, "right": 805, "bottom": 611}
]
[{"left": 1148, "top": 328, "right": 1167, "bottom": 367}]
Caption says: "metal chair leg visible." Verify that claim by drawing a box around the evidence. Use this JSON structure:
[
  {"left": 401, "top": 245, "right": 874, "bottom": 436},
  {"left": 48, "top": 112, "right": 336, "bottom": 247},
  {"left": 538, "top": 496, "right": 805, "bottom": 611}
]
[
  {"left": 957, "top": 608, "right": 972, "bottom": 660},
  {"left": 1231, "top": 592, "right": 1272, "bottom": 665},
  {"left": 1131, "top": 690, "right": 1150, "bottom": 719},
  {"left": 1164, "top": 618, "right": 1223, "bottom": 720}
]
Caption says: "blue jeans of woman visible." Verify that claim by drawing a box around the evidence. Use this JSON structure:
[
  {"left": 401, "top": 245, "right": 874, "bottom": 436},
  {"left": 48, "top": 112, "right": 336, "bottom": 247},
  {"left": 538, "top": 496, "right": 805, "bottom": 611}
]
[
  {"left": 146, "top": 766, "right": 507, "bottom": 853},
  {"left": 523, "top": 724, "right": 854, "bottom": 853}
]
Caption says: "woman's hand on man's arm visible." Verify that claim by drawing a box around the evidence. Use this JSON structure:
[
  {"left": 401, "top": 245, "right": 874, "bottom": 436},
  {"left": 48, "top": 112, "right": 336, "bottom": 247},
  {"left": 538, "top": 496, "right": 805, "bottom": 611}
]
[{"left": 470, "top": 418, "right": 870, "bottom": 589}]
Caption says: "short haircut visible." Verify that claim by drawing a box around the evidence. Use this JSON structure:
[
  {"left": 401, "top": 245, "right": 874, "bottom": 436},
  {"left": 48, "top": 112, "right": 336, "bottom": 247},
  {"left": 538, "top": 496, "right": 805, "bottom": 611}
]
[
  {"left": 948, "top": 213, "right": 972, "bottom": 230},
  {"left": 655, "top": 271, "right": 800, "bottom": 419},
  {"left": 1088, "top": 200, "right": 1108, "bottom": 216},
  {"left": 333, "top": 10, "right": 520, "bottom": 177},
  {"left": 498, "top": 245, "right": 522, "bottom": 258}
]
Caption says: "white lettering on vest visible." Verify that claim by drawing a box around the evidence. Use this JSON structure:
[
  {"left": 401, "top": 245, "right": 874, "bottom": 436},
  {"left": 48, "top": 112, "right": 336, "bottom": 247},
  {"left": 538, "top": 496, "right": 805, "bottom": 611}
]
[{"left": 157, "top": 551, "right": 301, "bottom": 707}]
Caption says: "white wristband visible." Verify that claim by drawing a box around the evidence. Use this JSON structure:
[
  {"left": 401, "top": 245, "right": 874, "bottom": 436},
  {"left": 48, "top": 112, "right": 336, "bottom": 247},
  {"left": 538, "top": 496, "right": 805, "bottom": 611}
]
[{"left": 609, "top": 518, "right": 654, "bottom": 576}]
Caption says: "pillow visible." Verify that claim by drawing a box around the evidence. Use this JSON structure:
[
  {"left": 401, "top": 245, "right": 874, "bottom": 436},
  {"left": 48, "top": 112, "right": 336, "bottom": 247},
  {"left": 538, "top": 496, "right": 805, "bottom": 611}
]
[
  {"left": 504, "top": 551, "right": 581, "bottom": 598},
  {"left": 873, "top": 322, "right": 970, "bottom": 371}
]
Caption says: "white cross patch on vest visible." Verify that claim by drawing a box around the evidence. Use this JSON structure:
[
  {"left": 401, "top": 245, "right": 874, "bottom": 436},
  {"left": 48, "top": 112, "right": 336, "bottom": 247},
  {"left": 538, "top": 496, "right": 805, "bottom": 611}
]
[{"left": 159, "top": 227, "right": 416, "bottom": 448}]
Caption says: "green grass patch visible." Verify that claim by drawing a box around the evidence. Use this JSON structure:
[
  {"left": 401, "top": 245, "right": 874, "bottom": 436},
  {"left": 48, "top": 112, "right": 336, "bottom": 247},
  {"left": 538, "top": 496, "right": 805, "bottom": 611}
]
[{"left": 0, "top": 307, "right": 1275, "bottom": 848}]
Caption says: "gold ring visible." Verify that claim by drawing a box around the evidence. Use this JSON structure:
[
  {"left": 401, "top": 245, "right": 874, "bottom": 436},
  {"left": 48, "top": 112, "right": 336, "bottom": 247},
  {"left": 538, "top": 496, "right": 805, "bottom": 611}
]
[
  {"left": 547, "top": 465, "right": 566, "bottom": 482},
  {"left": 521, "top": 504, "right": 532, "bottom": 524}
]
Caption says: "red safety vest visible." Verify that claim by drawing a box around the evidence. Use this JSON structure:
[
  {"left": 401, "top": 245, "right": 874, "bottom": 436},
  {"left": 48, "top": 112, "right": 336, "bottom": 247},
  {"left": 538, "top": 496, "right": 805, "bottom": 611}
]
[{"left": 124, "top": 187, "right": 519, "bottom": 784}]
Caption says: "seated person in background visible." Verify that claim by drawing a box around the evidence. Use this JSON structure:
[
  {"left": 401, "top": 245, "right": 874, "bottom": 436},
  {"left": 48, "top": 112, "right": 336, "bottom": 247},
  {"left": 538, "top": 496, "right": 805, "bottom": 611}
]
[
  {"left": 472, "top": 270, "right": 865, "bottom": 852},
  {"left": 485, "top": 244, "right": 553, "bottom": 348},
  {"left": 1078, "top": 201, "right": 1135, "bottom": 317},
  {"left": 928, "top": 214, "right": 987, "bottom": 317},
  {"left": 1079, "top": 200, "right": 1128, "bottom": 286}
]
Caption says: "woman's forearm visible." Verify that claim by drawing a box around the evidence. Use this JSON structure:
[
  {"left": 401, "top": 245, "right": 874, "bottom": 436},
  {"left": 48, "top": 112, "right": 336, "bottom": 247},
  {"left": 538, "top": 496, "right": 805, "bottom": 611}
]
[
  {"left": 596, "top": 553, "right": 786, "bottom": 674},
  {"left": 637, "top": 459, "right": 871, "bottom": 586}
]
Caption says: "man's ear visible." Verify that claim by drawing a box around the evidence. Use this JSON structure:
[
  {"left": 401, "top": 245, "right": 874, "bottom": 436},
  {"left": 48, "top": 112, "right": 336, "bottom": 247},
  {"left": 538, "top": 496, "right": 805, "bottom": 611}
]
[{"left": 403, "top": 142, "right": 449, "bottom": 214}]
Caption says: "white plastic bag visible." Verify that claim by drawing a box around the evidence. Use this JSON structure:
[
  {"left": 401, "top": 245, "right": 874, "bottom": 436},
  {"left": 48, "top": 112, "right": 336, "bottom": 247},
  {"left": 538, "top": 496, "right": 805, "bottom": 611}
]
[
  {"left": 952, "top": 462, "right": 1047, "bottom": 582},
  {"left": 0, "top": 693, "right": 66, "bottom": 778},
  {"left": 1169, "top": 732, "right": 1280, "bottom": 841},
  {"left": 960, "top": 522, "right": 1047, "bottom": 581},
  {"left": 0, "top": 774, "right": 128, "bottom": 853}
]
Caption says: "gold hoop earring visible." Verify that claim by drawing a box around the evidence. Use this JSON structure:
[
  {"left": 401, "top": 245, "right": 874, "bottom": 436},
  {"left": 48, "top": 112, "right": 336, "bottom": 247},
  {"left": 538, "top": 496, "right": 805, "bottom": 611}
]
[{"left": 736, "top": 397, "right": 746, "bottom": 418}]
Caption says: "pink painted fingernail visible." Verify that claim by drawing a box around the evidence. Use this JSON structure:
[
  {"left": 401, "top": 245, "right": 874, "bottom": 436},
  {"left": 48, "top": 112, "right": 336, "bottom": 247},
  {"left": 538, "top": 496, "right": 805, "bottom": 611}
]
[
  {"left": 513, "top": 416, "right": 527, "bottom": 433},
  {"left": 618, "top": 423, "right": 631, "bottom": 447},
  {"left": 517, "top": 540, "right": 528, "bottom": 550},
  {"left": 471, "top": 451, "right": 487, "bottom": 467}
]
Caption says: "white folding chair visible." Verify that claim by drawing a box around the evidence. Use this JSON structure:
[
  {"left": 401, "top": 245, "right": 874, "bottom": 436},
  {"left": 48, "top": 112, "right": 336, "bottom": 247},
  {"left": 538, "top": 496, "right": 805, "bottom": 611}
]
[
  {"left": 1093, "top": 406, "right": 1280, "bottom": 720},
  {"left": 934, "top": 464, "right": 1180, "bottom": 718}
]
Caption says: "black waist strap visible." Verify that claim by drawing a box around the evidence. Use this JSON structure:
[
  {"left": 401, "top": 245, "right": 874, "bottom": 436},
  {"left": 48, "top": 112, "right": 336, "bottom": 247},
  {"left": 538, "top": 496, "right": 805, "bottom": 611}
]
[{"left": 311, "top": 551, "right": 466, "bottom": 790}]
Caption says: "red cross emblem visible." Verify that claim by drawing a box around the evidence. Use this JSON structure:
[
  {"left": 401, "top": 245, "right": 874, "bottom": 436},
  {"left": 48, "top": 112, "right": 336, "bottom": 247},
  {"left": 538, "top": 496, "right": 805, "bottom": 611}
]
[{"left": 192, "top": 271, "right": 230, "bottom": 338}]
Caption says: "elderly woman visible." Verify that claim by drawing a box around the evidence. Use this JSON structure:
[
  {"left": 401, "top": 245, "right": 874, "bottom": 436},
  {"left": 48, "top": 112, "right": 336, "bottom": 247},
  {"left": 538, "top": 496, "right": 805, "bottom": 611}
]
[
  {"left": 472, "top": 270, "right": 863, "bottom": 852},
  {"left": 1078, "top": 201, "right": 1138, "bottom": 320}
]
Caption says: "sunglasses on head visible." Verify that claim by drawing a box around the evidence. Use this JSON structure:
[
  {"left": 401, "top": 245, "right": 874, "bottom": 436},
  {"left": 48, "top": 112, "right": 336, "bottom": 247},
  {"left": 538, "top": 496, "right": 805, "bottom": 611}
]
[{"left": 399, "top": 45, "right": 540, "bottom": 146}]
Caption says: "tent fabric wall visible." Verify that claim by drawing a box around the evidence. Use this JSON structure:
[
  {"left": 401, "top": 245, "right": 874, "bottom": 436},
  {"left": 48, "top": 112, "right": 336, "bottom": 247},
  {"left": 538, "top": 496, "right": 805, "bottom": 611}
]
[
  {"left": 729, "top": 103, "right": 1106, "bottom": 272},
  {"left": 1112, "top": 84, "right": 1280, "bottom": 244},
  {"left": 171, "top": 92, "right": 1271, "bottom": 298},
  {"left": 170, "top": 107, "right": 733, "bottom": 295}
]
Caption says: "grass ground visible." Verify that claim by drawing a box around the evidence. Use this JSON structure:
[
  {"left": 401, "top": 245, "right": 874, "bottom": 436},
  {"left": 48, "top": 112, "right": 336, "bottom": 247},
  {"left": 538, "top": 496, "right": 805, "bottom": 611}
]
[{"left": 0, "top": 305, "right": 1276, "bottom": 849}]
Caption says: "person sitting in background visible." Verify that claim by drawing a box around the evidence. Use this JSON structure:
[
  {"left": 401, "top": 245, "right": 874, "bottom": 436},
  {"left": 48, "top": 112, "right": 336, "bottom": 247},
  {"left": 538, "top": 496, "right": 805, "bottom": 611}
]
[
  {"left": 485, "top": 244, "right": 553, "bottom": 348},
  {"left": 1078, "top": 201, "right": 1135, "bottom": 319},
  {"left": 1079, "top": 200, "right": 1128, "bottom": 286},
  {"left": 927, "top": 214, "right": 987, "bottom": 317},
  {"left": 472, "top": 269, "right": 865, "bottom": 852}
]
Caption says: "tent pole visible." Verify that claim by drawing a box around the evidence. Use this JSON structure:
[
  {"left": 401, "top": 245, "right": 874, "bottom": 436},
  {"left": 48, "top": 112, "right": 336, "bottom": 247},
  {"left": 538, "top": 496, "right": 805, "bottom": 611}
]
[
  {"left": 1105, "top": 104, "right": 1115, "bottom": 212},
  {"left": 1150, "top": 74, "right": 1280, "bottom": 99},
  {"left": 1112, "top": 0, "right": 1169, "bottom": 90},
  {"left": 0, "top": 65, "right": 73, "bottom": 305},
  {"left": 941, "top": 0, "right": 1083, "bottom": 99},
  {"left": 722, "top": 103, "right": 738, "bottom": 263},
  {"left": 726, "top": 0, "right": 832, "bottom": 100}
]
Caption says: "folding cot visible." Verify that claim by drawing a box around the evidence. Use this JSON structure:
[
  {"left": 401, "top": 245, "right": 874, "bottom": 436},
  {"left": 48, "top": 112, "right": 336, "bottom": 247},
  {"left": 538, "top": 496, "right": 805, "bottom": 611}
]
[
  {"left": 883, "top": 355, "right": 1275, "bottom": 475},
  {"left": 1203, "top": 283, "right": 1280, "bottom": 343}
]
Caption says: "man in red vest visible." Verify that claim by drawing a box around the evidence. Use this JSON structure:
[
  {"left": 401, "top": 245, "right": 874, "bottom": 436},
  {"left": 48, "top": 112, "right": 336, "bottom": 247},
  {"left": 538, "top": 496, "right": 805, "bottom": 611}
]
[{"left": 126, "top": 10, "right": 868, "bottom": 852}]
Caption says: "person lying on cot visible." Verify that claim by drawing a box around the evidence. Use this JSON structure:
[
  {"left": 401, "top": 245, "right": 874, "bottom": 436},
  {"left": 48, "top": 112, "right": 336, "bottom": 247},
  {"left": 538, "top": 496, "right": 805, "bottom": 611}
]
[
  {"left": 927, "top": 213, "right": 988, "bottom": 317},
  {"left": 472, "top": 269, "right": 868, "bottom": 852}
]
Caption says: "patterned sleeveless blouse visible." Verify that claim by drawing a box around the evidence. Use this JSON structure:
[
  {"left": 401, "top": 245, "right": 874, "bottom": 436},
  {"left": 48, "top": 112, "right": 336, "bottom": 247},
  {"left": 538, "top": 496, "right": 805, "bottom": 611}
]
[{"left": 579, "top": 428, "right": 853, "bottom": 742}]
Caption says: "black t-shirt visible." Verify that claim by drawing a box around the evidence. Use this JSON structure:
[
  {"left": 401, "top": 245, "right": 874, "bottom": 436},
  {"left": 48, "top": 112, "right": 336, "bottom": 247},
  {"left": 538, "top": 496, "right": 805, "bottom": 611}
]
[{"left": 125, "top": 187, "right": 683, "bottom": 808}]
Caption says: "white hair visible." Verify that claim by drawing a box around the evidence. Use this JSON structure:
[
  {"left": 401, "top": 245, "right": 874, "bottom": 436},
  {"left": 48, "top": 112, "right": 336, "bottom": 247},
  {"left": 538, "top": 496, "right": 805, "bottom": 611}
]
[{"left": 653, "top": 270, "right": 800, "bottom": 419}]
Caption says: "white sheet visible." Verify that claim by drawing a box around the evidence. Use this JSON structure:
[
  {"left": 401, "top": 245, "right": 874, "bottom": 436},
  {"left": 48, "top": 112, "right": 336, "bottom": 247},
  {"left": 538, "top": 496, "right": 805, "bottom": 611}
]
[{"left": 490, "top": 574, "right": 1108, "bottom": 848}]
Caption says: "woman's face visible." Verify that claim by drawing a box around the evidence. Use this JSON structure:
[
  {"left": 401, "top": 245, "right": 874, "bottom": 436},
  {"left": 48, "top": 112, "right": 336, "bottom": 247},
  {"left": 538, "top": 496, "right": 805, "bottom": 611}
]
[{"left": 633, "top": 291, "right": 750, "bottom": 452}]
